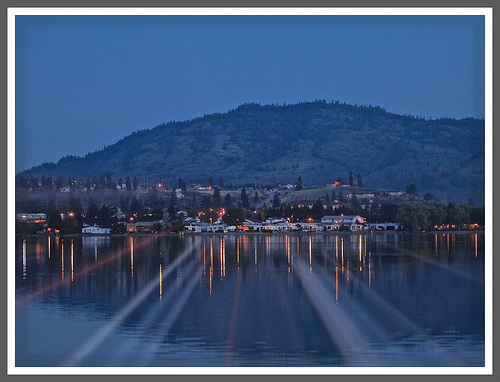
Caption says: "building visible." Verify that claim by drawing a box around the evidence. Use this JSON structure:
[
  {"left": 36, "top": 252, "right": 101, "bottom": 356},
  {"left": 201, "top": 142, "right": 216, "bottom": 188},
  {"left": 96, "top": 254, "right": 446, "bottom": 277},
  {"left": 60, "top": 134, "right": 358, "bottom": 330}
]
[
  {"left": 16, "top": 213, "right": 47, "bottom": 224},
  {"left": 387, "top": 191, "right": 404, "bottom": 197},
  {"left": 364, "top": 223, "right": 403, "bottom": 231},
  {"left": 82, "top": 225, "right": 111, "bottom": 234},
  {"left": 321, "top": 215, "right": 366, "bottom": 225},
  {"left": 126, "top": 221, "right": 162, "bottom": 233}
]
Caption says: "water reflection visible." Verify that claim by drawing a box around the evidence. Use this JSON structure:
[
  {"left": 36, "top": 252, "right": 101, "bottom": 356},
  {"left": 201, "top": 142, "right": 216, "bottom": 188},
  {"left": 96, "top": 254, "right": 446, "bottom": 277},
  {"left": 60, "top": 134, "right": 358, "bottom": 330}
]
[{"left": 16, "top": 233, "right": 485, "bottom": 367}]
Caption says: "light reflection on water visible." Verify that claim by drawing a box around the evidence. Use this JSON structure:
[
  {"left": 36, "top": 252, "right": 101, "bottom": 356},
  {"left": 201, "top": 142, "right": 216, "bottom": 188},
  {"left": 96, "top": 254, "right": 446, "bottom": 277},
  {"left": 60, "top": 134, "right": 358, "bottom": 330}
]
[{"left": 15, "top": 232, "right": 485, "bottom": 367}]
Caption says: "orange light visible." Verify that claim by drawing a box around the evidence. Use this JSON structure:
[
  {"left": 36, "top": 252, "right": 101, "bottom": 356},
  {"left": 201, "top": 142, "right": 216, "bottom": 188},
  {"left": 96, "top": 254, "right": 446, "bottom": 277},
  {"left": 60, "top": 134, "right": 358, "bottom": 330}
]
[
  {"left": 129, "top": 217, "right": 134, "bottom": 221},
  {"left": 68, "top": 212, "right": 74, "bottom": 217}
]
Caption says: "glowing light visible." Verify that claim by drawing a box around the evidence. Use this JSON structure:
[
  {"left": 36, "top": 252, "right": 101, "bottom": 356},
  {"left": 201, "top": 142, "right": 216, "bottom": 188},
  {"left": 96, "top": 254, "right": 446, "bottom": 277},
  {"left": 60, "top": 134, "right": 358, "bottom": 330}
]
[
  {"left": 68, "top": 212, "right": 74, "bottom": 217},
  {"left": 335, "top": 266, "right": 339, "bottom": 302},
  {"left": 61, "top": 242, "right": 64, "bottom": 280},
  {"left": 129, "top": 217, "right": 134, "bottom": 221},
  {"left": 71, "top": 240, "right": 74, "bottom": 282},
  {"left": 158, "top": 183, "right": 162, "bottom": 188},
  {"left": 130, "top": 236, "right": 134, "bottom": 278},
  {"left": 308, "top": 217, "right": 313, "bottom": 222},
  {"left": 22, "top": 239, "right": 26, "bottom": 280},
  {"left": 159, "top": 265, "right": 162, "bottom": 301}
]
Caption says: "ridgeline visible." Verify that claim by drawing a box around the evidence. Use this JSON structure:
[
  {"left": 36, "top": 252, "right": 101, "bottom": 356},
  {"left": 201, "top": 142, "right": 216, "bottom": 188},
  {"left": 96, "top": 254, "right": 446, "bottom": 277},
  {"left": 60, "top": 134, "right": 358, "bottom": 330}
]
[{"left": 21, "top": 100, "right": 485, "bottom": 204}]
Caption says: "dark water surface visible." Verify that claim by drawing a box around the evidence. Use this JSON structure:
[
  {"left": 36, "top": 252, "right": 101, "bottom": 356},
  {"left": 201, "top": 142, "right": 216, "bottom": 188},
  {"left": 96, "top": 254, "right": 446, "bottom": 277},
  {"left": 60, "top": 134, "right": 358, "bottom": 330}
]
[{"left": 15, "top": 232, "right": 485, "bottom": 367}]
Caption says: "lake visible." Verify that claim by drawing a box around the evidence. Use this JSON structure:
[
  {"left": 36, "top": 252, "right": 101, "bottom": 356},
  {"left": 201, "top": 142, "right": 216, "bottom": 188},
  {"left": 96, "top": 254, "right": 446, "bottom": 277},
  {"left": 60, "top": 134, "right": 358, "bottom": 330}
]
[{"left": 15, "top": 232, "right": 485, "bottom": 368}]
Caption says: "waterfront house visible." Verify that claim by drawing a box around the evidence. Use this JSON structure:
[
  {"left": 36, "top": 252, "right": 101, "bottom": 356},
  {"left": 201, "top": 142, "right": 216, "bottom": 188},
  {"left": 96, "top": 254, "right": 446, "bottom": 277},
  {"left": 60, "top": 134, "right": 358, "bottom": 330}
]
[
  {"left": 126, "top": 221, "right": 162, "bottom": 233},
  {"left": 321, "top": 215, "right": 366, "bottom": 225},
  {"left": 82, "top": 225, "right": 111, "bottom": 234},
  {"left": 364, "top": 223, "right": 403, "bottom": 231},
  {"left": 16, "top": 213, "right": 47, "bottom": 224}
]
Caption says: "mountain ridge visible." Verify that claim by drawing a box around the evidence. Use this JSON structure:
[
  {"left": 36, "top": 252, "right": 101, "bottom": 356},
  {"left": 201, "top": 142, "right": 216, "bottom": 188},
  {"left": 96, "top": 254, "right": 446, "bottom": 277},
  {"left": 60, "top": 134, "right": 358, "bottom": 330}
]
[{"left": 21, "top": 100, "right": 485, "bottom": 203}]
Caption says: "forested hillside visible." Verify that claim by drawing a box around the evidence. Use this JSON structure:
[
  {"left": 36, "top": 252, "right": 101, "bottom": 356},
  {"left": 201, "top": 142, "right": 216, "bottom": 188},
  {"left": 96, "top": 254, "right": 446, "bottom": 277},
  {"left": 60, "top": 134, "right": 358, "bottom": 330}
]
[{"left": 22, "top": 101, "right": 485, "bottom": 203}]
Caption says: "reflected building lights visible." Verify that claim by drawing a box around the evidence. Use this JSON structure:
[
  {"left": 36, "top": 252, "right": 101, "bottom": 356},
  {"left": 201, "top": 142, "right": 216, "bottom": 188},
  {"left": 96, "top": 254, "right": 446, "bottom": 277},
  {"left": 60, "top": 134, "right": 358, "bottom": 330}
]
[
  {"left": 94, "top": 239, "right": 98, "bottom": 263},
  {"left": 358, "top": 235, "right": 362, "bottom": 263},
  {"left": 286, "top": 235, "right": 291, "bottom": 273},
  {"left": 308, "top": 235, "right": 312, "bottom": 273},
  {"left": 368, "top": 256, "right": 372, "bottom": 287},
  {"left": 130, "top": 237, "right": 134, "bottom": 278},
  {"left": 159, "top": 264, "right": 162, "bottom": 301},
  {"left": 61, "top": 242, "right": 64, "bottom": 280},
  {"left": 210, "top": 238, "right": 214, "bottom": 295},
  {"left": 71, "top": 240, "right": 74, "bottom": 282},
  {"left": 237, "top": 237, "right": 240, "bottom": 274},
  {"left": 335, "top": 236, "right": 339, "bottom": 262},
  {"left": 335, "top": 266, "right": 339, "bottom": 302},
  {"left": 237, "top": 237, "right": 240, "bottom": 264},
  {"left": 48, "top": 236, "right": 51, "bottom": 259},
  {"left": 341, "top": 237, "right": 344, "bottom": 273},
  {"left": 475, "top": 233, "right": 478, "bottom": 258},
  {"left": 203, "top": 241, "right": 206, "bottom": 275},
  {"left": 22, "top": 239, "right": 26, "bottom": 280},
  {"left": 347, "top": 260, "right": 350, "bottom": 282},
  {"left": 221, "top": 237, "right": 226, "bottom": 277},
  {"left": 254, "top": 240, "right": 258, "bottom": 269}
]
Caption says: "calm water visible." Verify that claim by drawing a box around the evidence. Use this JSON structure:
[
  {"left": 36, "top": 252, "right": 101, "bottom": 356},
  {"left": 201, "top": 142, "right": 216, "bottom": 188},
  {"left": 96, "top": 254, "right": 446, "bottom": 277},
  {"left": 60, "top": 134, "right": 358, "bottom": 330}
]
[{"left": 15, "top": 232, "right": 485, "bottom": 367}]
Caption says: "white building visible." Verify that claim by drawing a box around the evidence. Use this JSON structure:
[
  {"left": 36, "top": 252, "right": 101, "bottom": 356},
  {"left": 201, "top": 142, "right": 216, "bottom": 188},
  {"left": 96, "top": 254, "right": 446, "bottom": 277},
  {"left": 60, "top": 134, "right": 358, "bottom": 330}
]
[
  {"left": 364, "top": 223, "right": 403, "bottom": 231},
  {"left": 321, "top": 215, "right": 365, "bottom": 225},
  {"left": 82, "top": 225, "right": 111, "bottom": 234}
]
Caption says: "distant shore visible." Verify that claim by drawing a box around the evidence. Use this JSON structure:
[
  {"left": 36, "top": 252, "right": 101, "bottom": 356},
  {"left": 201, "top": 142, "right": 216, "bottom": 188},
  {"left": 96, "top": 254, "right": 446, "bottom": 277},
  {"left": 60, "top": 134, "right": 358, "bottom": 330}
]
[{"left": 16, "top": 229, "right": 485, "bottom": 239}]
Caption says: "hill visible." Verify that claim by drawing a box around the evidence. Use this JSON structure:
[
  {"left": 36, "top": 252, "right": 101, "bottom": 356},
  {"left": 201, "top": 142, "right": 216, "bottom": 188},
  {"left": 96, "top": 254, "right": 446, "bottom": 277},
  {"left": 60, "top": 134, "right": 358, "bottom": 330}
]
[{"left": 21, "top": 101, "right": 485, "bottom": 204}]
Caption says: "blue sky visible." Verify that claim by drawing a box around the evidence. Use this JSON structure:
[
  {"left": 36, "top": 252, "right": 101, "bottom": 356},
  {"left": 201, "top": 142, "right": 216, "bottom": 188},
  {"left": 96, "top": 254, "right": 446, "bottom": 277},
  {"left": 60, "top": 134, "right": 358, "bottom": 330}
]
[{"left": 15, "top": 15, "right": 485, "bottom": 171}]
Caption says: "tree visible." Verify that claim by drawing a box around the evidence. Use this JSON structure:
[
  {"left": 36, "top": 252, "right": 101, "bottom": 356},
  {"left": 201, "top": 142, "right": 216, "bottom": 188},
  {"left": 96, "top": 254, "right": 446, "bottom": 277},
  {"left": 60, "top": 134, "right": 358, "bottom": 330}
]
[
  {"left": 253, "top": 191, "right": 259, "bottom": 205},
  {"left": 97, "top": 204, "right": 113, "bottom": 227},
  {"left": 224, "top": 193, "right": 232, "bottom": 207},
  {"left": 85, "top": 202, "right": 99, "bottom": 225},
  {"left": 55, "top": 176, "right": 66, "bottom": 189},
  {"left": 178, "top": 177, "right": 187, "bottom": 191},
  {"left": 295, "top": 176, "right": 303, "bottom": 191},
  {"left": 272, "top": 193, "right": 281, "bottom": 209},
  {"left": 395, "top": 202, "right": 430, "bottom": 231},
  {"left": 170, "top": 188, "right": 178, "bottom": 205},
  {"left": 106, "top": 174, "right": 115, "bottom": 189},
  {"left": 219, "top": 177, "right": 224, "bottom": 188},
  {"left": 46, "top": 199, "right": 56, "bottom": 214},
  {"left": 424, "top": 193, "right": 437, "bottom": 201},
  {"left": 349, "top": 171, "right": 354, "bottom": 186},
  {"left": 240, "top": 188, "right": 250, "bottom": 209},
  {"left": 446, "top": 203, "right": 470, "bottom": 228},
  {"left": 213, "top": 187, "right": 221, "bottom": 207},
  {"left": 357, "top": 174, "right": 363, "bottom": 187},
  {"left": 44, "top": 175, "right": 53, "bottom": 189},
  {"left": 202, "top": 195, "right": 212, "bottom": 209},
  {"left": 168, "top": 204, "right": 177, "bottom": 221},
  {"left": 133, "top": 177, "right": 138, "bottom": 190},
  {"left": 129, "top": 197, "right": 143, "bottom": 215},
  {"left": 208, "top": 177, "right": 215, "bottom": 188},
  {"left": 48, "top": 209, "right": 62, "bottom": 230},
  {"left": 126, "top": 177, "right": 132, "bottom": 191},
  {"left": 69, "top": 194, "right": 83, "bottom": 216},
  {"left": 222, "top": 207, "right": 247, "bottom": 226},
  {"left": 405, "top": 183, "right": 418, "bottom": 196}
]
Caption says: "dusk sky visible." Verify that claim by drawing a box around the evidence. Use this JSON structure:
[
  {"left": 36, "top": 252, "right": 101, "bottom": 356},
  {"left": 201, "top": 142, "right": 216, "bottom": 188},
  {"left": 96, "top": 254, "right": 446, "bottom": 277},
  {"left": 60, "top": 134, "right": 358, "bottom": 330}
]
[{"left": 15, "top": 15, "right": 485, "bottom": 172}]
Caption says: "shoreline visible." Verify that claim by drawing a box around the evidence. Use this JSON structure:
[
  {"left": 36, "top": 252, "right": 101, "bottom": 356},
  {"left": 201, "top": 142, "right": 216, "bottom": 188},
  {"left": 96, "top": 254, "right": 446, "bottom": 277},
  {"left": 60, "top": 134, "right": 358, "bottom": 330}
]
[{"left": 17, "top": 229, "right": 485, "bottom": 239}]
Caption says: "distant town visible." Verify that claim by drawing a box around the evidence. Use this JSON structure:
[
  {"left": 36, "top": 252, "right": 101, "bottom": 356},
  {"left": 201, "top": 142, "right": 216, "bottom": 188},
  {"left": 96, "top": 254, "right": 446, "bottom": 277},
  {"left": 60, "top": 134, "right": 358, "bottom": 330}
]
[{"left": 15, "top": 173, "right": 485, "bottom": 235}]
